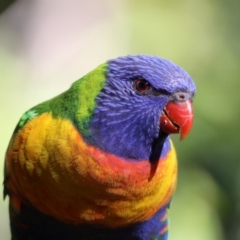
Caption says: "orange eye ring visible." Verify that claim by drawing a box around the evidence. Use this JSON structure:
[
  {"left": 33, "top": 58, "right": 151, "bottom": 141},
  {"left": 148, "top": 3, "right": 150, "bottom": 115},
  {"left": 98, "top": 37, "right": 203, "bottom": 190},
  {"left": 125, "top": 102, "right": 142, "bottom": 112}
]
[{"left": 135, "top": 79, "right": 150, "bottom": 93}]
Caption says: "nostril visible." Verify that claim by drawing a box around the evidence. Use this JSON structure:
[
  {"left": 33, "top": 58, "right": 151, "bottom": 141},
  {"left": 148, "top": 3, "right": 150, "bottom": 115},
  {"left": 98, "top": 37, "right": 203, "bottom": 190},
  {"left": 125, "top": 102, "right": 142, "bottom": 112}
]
[
  {"left": 179, "top": 94, "right": 185, "bottom": 99},
  {"left": 172, "top": 92, "right": 192, "bottom": 102}
]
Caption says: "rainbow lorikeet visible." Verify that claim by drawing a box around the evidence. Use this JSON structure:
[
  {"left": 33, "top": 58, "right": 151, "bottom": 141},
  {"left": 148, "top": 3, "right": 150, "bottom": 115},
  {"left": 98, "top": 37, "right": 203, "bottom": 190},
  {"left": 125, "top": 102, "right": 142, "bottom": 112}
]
[{"left": 3, "top": 55, "right": 196, "bottom": 240}]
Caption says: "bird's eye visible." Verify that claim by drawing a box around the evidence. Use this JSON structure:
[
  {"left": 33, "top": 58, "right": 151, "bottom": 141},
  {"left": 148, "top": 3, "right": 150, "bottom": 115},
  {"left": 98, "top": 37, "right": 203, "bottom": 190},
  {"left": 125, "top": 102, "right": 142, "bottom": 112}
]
[{"left": 135, "top": 79, "right": 150, "bottom": 93}]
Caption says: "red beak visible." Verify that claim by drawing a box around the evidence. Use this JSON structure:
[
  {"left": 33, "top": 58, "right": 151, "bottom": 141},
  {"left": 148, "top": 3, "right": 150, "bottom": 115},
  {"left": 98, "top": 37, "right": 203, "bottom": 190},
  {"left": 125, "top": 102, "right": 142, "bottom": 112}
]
[{"left": 160, "top": 100, "right": 194, "bottom": 140}]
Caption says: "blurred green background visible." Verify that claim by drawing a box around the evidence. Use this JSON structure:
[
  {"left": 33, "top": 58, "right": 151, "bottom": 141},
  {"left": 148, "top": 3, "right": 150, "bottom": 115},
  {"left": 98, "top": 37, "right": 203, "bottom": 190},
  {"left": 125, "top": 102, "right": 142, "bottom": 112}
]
[{"left": 1, "top": 1, "right": 239, "bottom": 239}]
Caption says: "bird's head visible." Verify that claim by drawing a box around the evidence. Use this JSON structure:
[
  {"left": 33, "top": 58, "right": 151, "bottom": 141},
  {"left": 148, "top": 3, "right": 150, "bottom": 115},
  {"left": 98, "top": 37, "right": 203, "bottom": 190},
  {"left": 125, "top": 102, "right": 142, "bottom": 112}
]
[{"left": 78, "top": 55, "right": 196, "bottom": 160}]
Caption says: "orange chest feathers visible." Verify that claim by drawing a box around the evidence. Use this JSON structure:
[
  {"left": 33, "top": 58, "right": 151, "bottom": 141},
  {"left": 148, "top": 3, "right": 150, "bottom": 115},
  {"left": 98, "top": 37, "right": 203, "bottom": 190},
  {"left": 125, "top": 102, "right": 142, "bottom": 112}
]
[{"left": 5, "top": 113, "right": 177, "bottom": 228}]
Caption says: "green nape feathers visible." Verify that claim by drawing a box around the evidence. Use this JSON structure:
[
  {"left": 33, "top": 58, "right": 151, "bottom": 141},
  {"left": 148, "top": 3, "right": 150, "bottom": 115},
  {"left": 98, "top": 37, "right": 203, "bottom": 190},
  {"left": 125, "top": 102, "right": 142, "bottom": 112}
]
[{"left": 16, "top": 63, "right": 107, "bottom": 136}]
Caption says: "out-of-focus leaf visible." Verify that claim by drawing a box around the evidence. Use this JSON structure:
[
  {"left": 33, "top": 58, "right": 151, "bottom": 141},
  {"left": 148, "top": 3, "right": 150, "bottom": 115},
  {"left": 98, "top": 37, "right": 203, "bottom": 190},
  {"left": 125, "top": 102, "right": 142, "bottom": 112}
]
[{"left": 0, "top": 0, "right": 16, "bottom": 14}]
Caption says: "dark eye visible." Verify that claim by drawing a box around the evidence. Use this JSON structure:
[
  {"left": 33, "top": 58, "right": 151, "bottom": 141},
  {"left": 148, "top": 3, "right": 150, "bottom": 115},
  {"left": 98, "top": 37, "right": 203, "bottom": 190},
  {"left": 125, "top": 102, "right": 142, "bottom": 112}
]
[{"left": 135, "top": 79, "right": 150, "bottom": 93}]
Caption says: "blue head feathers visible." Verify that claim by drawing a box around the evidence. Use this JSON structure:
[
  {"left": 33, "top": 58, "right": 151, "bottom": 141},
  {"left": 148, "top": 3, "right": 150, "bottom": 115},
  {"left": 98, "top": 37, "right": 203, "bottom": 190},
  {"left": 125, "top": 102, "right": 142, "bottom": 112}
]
[{"left": 87, "top": 55, "right": 196, "bottom": 160}]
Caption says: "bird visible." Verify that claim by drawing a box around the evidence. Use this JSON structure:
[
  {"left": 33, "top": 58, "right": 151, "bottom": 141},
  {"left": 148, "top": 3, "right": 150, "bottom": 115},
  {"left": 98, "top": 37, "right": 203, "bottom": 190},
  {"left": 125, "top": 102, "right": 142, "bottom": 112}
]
[{"left": 3, "top": 55, "right": 196, "bottom": 240}]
